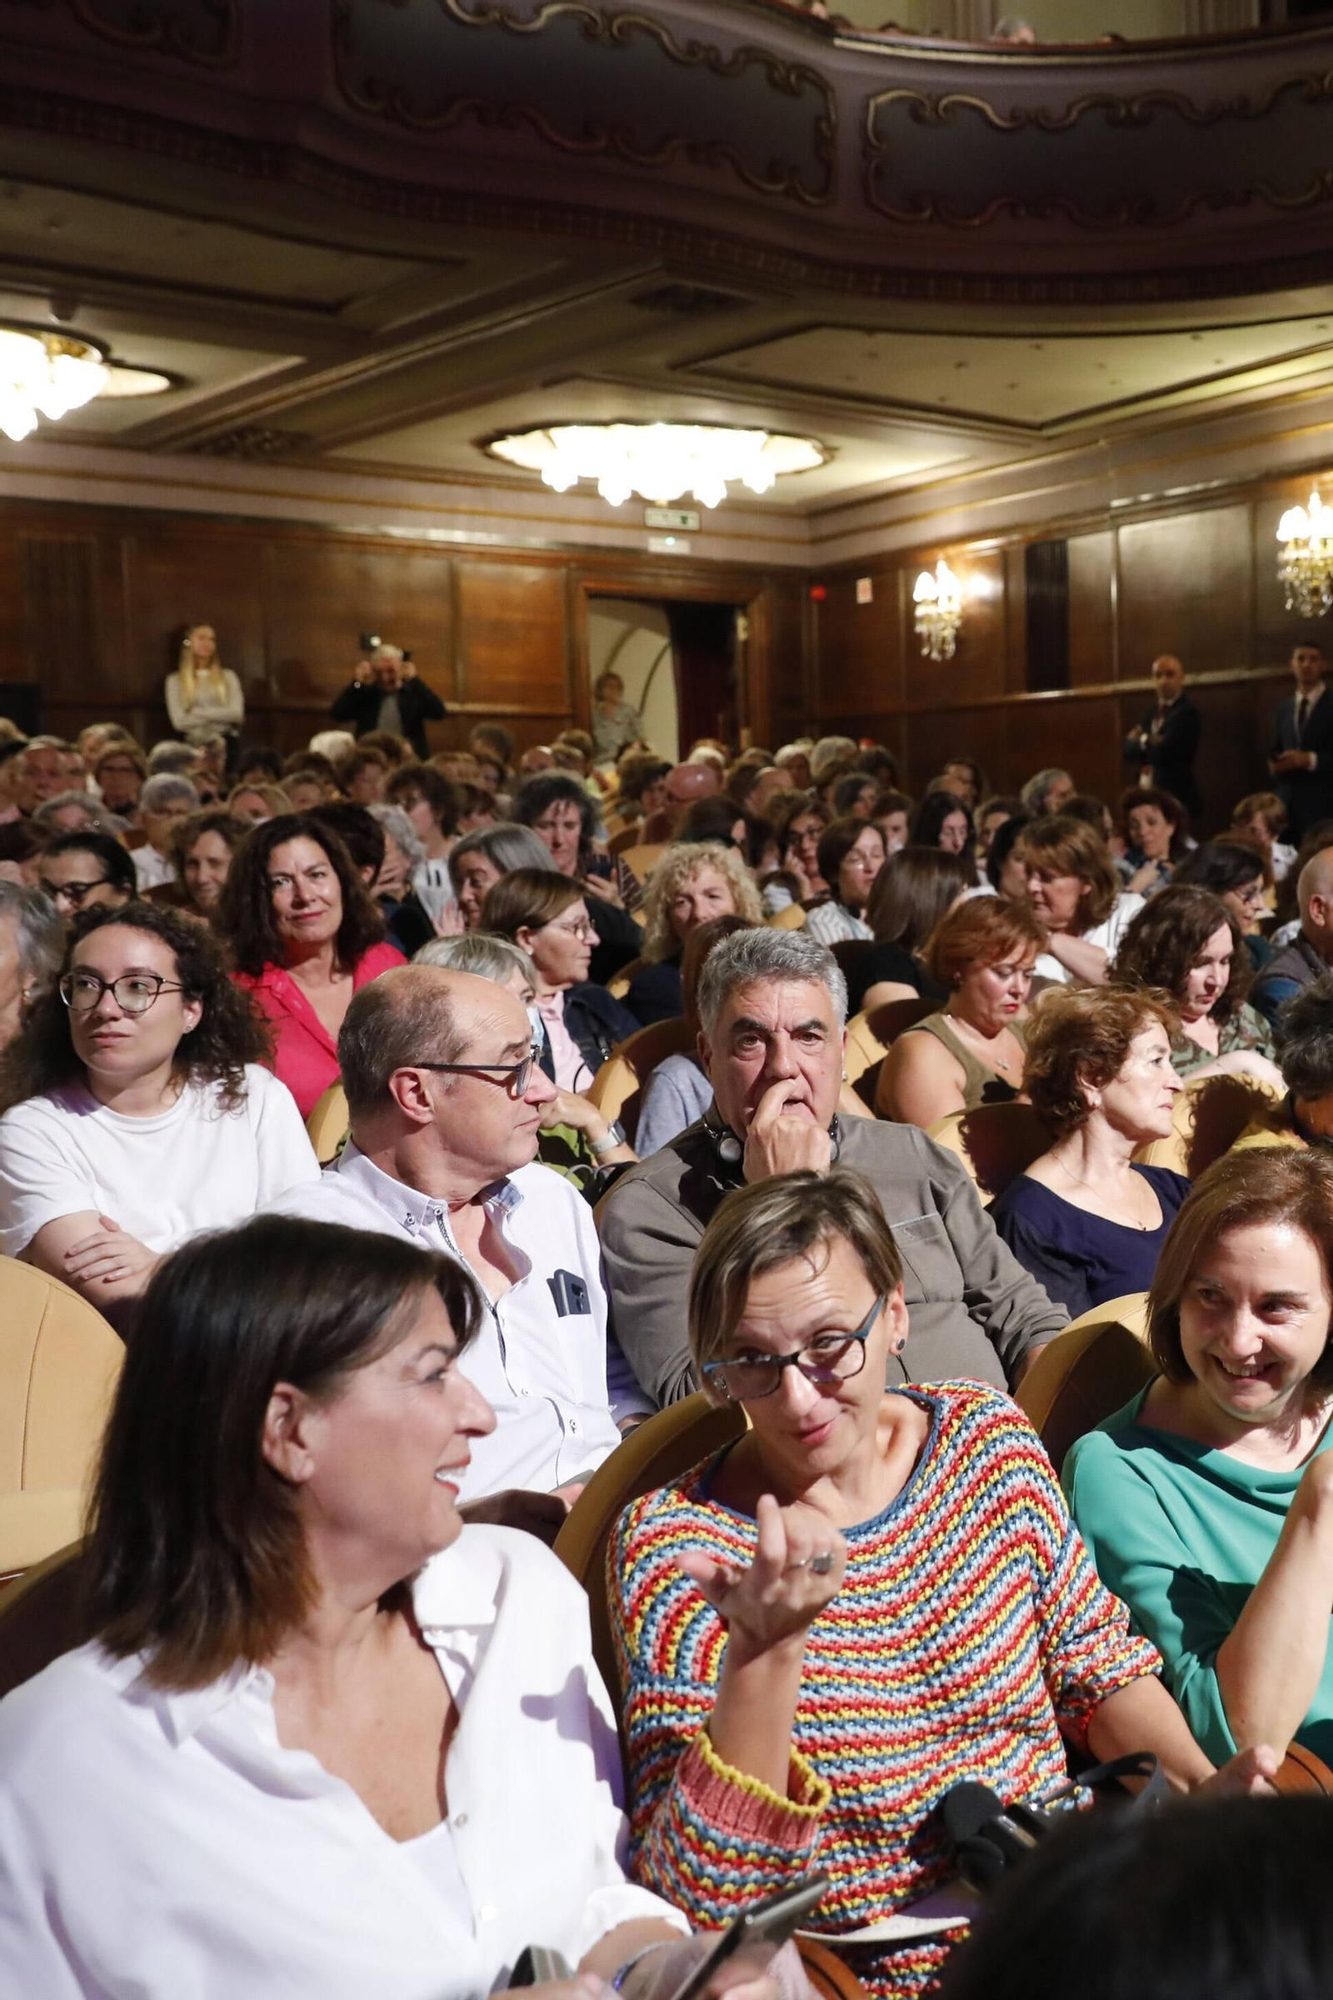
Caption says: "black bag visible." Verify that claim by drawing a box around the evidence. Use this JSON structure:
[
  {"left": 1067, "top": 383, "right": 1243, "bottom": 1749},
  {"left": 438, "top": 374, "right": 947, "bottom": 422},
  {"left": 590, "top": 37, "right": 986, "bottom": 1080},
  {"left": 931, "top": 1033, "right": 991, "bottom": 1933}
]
[{"left": 941, "top": 1752, "right": 1168, "bottom": 1893}]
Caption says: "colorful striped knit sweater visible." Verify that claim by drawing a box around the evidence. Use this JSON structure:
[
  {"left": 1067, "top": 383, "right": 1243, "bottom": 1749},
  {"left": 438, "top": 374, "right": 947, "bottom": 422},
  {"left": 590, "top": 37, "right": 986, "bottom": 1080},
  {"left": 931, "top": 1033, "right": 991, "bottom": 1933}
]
[{"left": 609, "top": 1382, "right": 1160, "bottom": 1999}]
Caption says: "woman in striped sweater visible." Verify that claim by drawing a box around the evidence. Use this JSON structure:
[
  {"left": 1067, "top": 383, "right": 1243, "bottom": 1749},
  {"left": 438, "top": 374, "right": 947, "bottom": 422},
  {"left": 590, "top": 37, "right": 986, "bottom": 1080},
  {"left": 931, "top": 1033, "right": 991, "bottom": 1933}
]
[{"left": 609, "top": 1171, "right": 1278, "bottom": 2000}]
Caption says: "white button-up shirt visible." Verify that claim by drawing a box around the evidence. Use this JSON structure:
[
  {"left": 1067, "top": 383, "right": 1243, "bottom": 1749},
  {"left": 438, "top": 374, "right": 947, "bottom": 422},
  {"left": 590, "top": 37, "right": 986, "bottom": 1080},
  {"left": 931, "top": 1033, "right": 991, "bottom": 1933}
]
[
  {"left": 0, "top": 1526, "right": 686, "bottom": 1999},
  {"left": 265, "top": 1145, "right": 651, "bottom": 1498}
]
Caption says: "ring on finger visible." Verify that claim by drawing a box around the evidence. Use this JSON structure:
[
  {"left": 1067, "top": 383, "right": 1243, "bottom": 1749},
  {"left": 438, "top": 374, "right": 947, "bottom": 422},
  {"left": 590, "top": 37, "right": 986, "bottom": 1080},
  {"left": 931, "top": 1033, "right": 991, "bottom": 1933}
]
[
  {"left": 810, "top": 1551, "right": 834, "bottom": 1576},
  {"left": 785, "top": 1555, "right": 811, "bottom": 1573}
]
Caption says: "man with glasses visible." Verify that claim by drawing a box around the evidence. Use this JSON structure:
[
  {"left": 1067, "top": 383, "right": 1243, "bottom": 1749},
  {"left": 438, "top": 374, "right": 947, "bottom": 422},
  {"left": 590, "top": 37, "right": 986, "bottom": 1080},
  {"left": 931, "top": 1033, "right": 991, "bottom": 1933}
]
[
  {"left": 36, "top": 832, "right": 136, "bottom": 919},
  {"left": 264, "top": 964, "right": 650, "bottom": 1521},
  {"left": 600, "top": 928, "right": 1068, "bottom": 1408}
]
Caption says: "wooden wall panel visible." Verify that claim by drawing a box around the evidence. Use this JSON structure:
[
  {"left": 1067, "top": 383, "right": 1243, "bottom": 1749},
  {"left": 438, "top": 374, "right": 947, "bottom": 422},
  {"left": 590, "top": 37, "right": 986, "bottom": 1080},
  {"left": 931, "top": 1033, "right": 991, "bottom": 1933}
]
[
  {"left": 1067, "top": 531, "right": 1114, "bottom": 688},
  {"left": 1116, "top": 504, "right": 1253, "bottom": 680},
  {"left": 127, "top": 528, "right": 269, "bottom": 711},
  {"left": 263, "top": 540, "right": 455, "bottom": 712},
  {"left": 453, "top": 560, "right": 566, "bottom": 713}
]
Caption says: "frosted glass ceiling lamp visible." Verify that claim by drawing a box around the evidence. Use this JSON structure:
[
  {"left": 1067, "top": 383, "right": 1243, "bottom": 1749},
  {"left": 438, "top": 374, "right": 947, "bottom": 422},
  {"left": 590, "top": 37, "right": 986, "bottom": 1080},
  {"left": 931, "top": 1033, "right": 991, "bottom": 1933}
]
[
  {"left": 1277, "top": 488, "right": 1333, "bottom": 618},
  {"left": 913, "top": 560, "right": 964, "bottom": 661},
  {"left": 487, "top": 422, "right": 824, "bottom": 510},
  {"left": 0, "top": 326, "right": 112, "bottom": 443}
]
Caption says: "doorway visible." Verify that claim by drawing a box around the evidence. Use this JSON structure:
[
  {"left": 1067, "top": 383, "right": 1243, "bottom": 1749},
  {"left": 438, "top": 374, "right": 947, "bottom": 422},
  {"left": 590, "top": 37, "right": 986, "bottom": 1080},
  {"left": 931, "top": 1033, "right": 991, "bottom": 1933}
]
[{"left": 584, "top": 594, "right": 744, "bottom": 764}]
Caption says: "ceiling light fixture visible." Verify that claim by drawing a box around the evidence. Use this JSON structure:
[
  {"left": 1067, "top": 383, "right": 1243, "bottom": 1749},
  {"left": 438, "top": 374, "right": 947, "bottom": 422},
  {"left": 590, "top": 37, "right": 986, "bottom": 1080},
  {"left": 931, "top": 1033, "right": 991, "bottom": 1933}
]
[
  {"left": 0, "top": 326, "right": 110, "bottom": 443},
  {"left": 487, "top": 422, "right": 824, "bottom": 509},
  {"left": 913, "top": 559, "right": 964, "bottom": 661},
  {"left": 1277, "top": 488, "right": 1333, "bottom": 618}
]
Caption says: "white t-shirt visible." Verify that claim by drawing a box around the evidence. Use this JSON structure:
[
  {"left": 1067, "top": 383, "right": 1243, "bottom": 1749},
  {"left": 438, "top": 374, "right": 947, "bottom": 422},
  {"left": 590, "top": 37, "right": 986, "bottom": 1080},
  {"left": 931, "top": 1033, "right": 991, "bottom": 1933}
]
[
  {"left": 132, "top": 846, "right": 175, "bottom": 893},
  {"left": 1032, "top": 891, "right": 1145, "bottom": 985},
  {"left": 0, "top": 1065, "right": 319, "bottom": 1261}
]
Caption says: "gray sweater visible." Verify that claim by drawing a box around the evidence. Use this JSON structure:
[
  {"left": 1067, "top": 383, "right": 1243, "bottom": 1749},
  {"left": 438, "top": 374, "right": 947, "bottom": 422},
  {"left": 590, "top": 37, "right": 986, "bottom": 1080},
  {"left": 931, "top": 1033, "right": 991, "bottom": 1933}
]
[{"left": 599, "top": 1112, "right": 1069, "bottom": 1407}]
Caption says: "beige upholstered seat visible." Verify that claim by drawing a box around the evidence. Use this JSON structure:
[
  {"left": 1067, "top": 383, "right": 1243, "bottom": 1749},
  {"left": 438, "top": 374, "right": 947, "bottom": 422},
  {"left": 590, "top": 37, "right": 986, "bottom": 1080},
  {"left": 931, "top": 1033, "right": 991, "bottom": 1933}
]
[
  {"left": 843, "top": 997, "right": 938, "bottom": 1089},
  {"left": 305, "top": 1081, "right": 350, "bottom": 1165},
  {"left": 927, "top": 1101, "right": 1052, "bottom": 1204},
  {"left": 1016, "top": 1300, "right": 1153, "bottom": 1477},
  {"left": 1134, "top": 1072, "right": 1282, "bottom": 1179},
  {"left": 617, "top": 843, "right": 667, "bottom": 884},
  {"left": 767, "top": 902, "right": 807, "bottom": 929},
  {"left": 585, "top": 1017, "right": 695, "bottom": 1143},
  {"left": 0, "top": 1260, "right": 122, "bottom": 1580}
]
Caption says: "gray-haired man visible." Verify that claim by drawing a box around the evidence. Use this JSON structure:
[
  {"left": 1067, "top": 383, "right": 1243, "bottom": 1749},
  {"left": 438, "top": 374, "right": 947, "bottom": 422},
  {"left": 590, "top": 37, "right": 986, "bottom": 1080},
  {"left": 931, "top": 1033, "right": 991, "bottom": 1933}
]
[{"left": 599, "top": 929, "right": 1068, "bottom": 1406}]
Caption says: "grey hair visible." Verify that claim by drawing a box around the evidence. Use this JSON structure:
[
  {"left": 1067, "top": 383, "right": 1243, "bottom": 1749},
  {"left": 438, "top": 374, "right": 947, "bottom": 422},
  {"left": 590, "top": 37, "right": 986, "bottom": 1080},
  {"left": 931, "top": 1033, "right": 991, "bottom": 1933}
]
[
  {"left": 337, "top": 965, "right": 470, "bottom": 1121},
  {"left": 0, "top": 882, "right": 64, "bottom": 1013},
  {"left": 147, "top": 741, "right": 202, "bottom": 777},
  {"left": 140, "top": 773, "right": 200, "bottom": 814},
  {"left": 696, "top": 927, "right": 848, "bottom": 1039},
  {"left": 370, "top": 803, "right": 427, "bottom": 874},
  {"left": 447, "top": 821, "right": 552, "bottom": 895},
  {"left": 414, "top": 932, "right": 537, "bottom": 988},
  {"left": 1020, "top": 767, "right": 1073, "bottom": 814},
  {"left": 32, "top": 793, "right": 126, "bottom": 838},
  {"left": 1277, "top": 973, "right": 1333, "bottom": 1098},
  {"left": 308, "top": 729, "right": 357, "bottom": 765}
]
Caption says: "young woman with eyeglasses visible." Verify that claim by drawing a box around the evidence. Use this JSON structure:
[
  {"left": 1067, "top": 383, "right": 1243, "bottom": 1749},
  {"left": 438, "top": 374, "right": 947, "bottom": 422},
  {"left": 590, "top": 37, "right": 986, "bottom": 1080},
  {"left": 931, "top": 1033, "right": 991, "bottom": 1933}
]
[
  {"left": 480, "top": 867, "right": 638, "bottom": 1093},
  {"left": 0, "top": 902, "right": 317, "bottom": 1322}
]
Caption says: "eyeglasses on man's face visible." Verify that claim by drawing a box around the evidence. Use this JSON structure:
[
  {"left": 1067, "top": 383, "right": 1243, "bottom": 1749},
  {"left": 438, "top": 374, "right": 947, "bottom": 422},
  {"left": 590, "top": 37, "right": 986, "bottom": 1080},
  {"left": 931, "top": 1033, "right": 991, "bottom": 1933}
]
[
  {"left": 60, "top": 970, "right": 186, "bottom": 1016},
  {"left": 702, "top": 1293, "right": 885, "bottom": 1403},
  {"left": 411, "top": 1050, "right": 536, "bottom": 1098},
  {"left": 41, "top": 876, "right": 109, "bottom": 910}
]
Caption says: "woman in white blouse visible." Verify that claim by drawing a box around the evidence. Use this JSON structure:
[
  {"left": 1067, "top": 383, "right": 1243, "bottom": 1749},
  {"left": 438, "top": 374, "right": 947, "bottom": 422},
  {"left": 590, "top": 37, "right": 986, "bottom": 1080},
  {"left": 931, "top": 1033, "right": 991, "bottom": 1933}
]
[
  {"left": 0, "top": 902, "right": 317, "bottom": 1324},
  {"left": 164, "top": 621, "right": 245, "bottom": 744},
  {"left": 0, "top": 1214, "right": 785, "bottom": 2000}
]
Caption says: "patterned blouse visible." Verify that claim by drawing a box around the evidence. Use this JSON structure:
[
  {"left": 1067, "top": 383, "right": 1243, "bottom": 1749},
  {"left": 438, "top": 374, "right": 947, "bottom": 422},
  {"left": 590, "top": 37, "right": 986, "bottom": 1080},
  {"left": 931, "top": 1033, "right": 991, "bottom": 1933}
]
[{"left": 609, "top": 1382, "right": 1159, "bottom": 1999}]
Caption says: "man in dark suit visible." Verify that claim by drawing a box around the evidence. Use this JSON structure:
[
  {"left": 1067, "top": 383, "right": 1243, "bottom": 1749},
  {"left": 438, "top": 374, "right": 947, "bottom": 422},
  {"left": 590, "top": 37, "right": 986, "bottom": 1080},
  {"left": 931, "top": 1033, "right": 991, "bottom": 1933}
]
[
  {"left": 1123, "top": 653, "right": 1202, "bottom": 817},
  {"left": 329, "top": 642, "right": 445, "bottom": 761},
  {"left": 1270, "top": 641, "right": 1333, "bottom": 842}
]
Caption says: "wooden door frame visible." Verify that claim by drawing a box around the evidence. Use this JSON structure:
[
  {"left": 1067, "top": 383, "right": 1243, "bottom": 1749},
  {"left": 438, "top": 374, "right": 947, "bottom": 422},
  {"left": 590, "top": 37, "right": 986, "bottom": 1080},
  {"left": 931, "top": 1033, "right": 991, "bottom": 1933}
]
[{"left": 570, "top": 570, "right": 774, "bottom": 749}]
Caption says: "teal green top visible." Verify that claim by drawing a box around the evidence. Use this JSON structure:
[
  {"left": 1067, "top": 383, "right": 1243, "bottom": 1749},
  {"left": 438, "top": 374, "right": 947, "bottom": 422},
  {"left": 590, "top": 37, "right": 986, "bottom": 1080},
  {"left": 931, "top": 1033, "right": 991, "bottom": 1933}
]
[{"left": 1063, "top": 1384, "right": 1333, "bottom": 1765}]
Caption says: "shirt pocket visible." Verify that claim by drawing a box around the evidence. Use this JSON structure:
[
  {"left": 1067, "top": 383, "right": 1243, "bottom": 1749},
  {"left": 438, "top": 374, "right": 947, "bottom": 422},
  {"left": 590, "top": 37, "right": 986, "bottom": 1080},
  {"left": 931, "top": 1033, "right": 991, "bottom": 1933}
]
[{"left": 889, "top": 1212, "right": 963, "bottom": 1309}]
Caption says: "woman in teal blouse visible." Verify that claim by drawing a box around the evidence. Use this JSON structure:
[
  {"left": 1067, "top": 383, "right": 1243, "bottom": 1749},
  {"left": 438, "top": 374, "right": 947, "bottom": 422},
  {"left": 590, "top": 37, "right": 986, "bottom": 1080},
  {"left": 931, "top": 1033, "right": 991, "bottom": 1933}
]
[{"left": 1064, "top": 1147, "right": 1333, "bottom": 1767}]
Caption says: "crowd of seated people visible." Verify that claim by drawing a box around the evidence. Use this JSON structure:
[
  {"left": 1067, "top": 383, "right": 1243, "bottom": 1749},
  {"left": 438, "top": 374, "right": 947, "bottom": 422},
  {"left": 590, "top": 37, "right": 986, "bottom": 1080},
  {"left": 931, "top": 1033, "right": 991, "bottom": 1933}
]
[{"left": 3, "top": 687, "right": 1333, "bottom": 1997}]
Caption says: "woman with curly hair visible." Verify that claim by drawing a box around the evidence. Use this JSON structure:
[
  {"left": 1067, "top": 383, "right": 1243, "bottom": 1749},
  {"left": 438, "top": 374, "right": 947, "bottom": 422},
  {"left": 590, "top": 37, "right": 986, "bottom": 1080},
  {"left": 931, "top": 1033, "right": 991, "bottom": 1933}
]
[
  {"left": 1111, "top": 884, "right": 1278, "bottom": 1087},
  {"left": 1021, "top": 814, "right": 1143, "bottom": 985},
  {"left": 988, "top": 985, "right": 1191, "bottom": 1318},
  {"left": 217, "top": 813, "right": 403, "bottom": 1117},
  {"left": 626, "top": 840, "right": 762, "bottom": 1026},
  {"left": 0, "top": 902, "right": 316, "bottom": 1321}
]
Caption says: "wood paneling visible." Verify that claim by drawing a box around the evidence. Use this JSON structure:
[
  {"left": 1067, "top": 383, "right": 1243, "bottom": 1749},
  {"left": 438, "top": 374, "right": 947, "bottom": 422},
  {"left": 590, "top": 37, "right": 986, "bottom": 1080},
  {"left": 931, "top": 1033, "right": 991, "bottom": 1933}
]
[
  {"left": 454, "top": 560, "right": 565, "bottom": 710},
  {"left": 1067, "top": 532, "right": 1114, "bottom": 689},
  {"left": 1116, "top": 503, "right": 1254, "bottom": 680}
]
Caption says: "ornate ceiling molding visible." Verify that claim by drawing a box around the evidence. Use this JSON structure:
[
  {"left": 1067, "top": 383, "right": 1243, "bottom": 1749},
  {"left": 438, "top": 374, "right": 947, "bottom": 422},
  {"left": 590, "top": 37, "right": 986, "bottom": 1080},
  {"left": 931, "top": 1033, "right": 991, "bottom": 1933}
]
[{"left": 0, "top": 0, "right": 239, "bottom": 66}]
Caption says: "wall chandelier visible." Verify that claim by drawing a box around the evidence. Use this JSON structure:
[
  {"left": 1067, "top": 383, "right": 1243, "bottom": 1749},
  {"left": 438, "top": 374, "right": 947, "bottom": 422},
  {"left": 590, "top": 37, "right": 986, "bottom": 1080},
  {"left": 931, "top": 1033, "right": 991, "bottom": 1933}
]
[
  {"left": 487, "top": 422, "right": 824, "bottom": 509},
  {"left": 913, "top": 559, "right": 964, "bottom": 661},
  {"left": 1276, "top": 488, "right": 1333, "bottom": 618}
]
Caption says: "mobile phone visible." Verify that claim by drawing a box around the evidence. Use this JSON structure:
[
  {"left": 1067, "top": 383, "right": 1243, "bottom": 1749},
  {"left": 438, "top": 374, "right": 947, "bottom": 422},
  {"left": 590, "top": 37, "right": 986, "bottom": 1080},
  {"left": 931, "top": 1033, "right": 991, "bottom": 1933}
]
[
  {"left": 511, "top": 1944, "right": 572, "bottom": 1986},
  {"left": 548, "top": 1269, "right": 591, "bottom": 1317},
  {"left": 665, "top": 1873, "right": 830, "bottom": 2000}
]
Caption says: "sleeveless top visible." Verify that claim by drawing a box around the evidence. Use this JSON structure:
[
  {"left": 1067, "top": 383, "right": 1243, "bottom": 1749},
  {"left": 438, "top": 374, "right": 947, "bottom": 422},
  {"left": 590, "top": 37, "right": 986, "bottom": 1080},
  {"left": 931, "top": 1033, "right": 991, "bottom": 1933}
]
[{"left": 901, "top": 1011, "right": 1027, "bottom": 1109}]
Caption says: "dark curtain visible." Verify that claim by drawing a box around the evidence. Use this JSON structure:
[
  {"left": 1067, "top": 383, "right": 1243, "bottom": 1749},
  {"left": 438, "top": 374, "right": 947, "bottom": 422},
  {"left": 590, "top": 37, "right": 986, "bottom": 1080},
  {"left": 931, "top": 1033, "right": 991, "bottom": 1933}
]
[{"left": 665, "top": 601, "right": 740, "bottom": 749}]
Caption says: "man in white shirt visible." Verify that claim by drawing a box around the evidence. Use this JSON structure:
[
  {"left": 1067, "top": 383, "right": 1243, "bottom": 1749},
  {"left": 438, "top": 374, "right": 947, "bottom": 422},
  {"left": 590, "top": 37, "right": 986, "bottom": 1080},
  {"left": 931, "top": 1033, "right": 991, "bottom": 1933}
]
[{"left": 264, "top": 965, "right": 650, "bottom": 1509}]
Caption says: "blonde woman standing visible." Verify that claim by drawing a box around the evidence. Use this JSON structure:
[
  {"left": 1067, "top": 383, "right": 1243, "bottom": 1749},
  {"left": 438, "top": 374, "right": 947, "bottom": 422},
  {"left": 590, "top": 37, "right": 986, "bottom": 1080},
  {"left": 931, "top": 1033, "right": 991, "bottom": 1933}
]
[{"left": 164, "top": 623, "right": 245, "bottom": 745}]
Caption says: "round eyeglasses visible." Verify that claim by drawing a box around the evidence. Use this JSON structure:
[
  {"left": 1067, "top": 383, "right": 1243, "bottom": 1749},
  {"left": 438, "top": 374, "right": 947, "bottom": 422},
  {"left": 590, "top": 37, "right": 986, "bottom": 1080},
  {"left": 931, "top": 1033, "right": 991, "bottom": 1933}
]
[
  {"left": 60, "top": 971, "right": 186, "bottom": 1015},
  {"left": 702, "top": 1294, "right": 884, "bottom": 1404}
]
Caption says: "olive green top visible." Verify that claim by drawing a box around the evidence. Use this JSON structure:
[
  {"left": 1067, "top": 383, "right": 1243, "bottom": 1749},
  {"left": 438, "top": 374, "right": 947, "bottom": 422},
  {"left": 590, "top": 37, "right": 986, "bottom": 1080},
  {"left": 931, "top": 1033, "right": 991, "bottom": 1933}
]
[{"left": 901, "top": 1011, "right": 1027, "bottom": 1110}]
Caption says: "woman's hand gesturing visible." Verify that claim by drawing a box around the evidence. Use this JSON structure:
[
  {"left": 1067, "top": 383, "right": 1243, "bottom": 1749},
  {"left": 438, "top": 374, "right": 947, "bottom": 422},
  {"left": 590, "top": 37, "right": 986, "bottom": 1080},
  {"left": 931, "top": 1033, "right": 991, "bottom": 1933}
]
[{"left": 675, "top": 1494, "right": 845, "bottom": 1664}]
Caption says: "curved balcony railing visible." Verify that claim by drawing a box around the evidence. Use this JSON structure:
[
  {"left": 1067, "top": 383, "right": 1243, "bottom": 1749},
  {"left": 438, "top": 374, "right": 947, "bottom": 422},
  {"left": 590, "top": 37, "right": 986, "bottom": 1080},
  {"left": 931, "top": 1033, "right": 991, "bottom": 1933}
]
[{"left": 1, "top": 0, "right": 1331, "bottom": 300}]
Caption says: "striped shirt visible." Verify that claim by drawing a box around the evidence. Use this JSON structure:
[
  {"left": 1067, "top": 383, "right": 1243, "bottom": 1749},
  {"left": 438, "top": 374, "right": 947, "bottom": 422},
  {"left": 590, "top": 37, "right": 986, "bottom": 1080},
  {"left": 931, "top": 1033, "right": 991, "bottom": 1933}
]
[{"left": 610, "top": 1382, "right": 1159, "bottom": 1998}]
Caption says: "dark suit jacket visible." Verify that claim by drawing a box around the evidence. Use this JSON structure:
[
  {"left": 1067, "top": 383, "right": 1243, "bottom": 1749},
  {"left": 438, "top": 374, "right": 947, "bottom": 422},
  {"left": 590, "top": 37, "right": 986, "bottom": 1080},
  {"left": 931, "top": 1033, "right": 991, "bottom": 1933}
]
[
  {"left": 1270, "top": 688, "right": 1333, "bottom": 841},
  {"left": 329, "top": 676, "right": 446, "bottom": 760},
  {"left": 1123, "top": 694, "right": 1202, "bottom": 816}
]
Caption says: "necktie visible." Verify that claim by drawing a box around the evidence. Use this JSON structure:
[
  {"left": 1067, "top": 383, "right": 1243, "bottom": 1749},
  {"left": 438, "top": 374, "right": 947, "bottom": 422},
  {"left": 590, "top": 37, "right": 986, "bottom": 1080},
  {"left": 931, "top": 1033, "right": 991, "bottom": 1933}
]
[{"left": 1297, "top": 696, "right": 1311, "bottom": 742}]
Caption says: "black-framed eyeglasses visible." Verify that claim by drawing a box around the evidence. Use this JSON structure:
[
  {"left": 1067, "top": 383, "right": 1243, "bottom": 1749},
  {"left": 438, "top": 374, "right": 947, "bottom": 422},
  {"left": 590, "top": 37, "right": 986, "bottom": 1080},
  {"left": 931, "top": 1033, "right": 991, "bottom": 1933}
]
[
  {"left": 59, "top": 971, "right": 186, "bottom": 1016},
  {"left": 41, "top": 876, "right": 109, "bottom": 909},
  {"left": 411, "top": 1051, "right": 535, "bottom": 1098},
  {"left": 702, "top": 1293, "right": 885, "bottom": 1404}
]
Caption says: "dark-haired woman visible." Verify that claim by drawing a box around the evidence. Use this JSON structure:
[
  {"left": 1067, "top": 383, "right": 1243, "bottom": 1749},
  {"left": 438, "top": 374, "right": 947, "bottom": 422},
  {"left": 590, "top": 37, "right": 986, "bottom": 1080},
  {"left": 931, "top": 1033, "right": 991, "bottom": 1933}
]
[
  {"left": 1065, "top": 1148, "right": 1333, "bottom": 1766},
  {"left": 0, "top": 904, "right": 316, "bottom": 1318},
  {"left": 803, "top": 816, "right": 886, "bottom": 946},
  {"left": 0, "top": 1216, "right": 780, "bottom": 2000},
  {"left": 218, "top": 813, "right": 403, "bottom": 1117},
  {"left": 1022, "top": 815, "right": 1143, "bottom": 986},
  {"left": 1173, "top": 838, "right": 1273, "bottom": 973},
  {"left": 908, "top": 789, "right": 978, "bottom": 884},
  {"left": 1112, "top": 885, "right": 1278, "bottom": 1086},
  {"left": 1118, "top": 785, "right": 1190, "bottom": 898},
  {"left": 848, "top": 846, "right": 968, "bottom": 1014},
  {"left": 162, "top": 809, "right": 249, "bottom": 920}
]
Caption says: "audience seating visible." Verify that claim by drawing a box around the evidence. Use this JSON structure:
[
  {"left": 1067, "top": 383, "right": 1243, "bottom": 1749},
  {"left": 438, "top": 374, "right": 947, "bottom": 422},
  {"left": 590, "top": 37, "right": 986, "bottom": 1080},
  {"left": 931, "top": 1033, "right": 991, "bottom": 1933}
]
[
  {"left": 606, "top": 954, "right": 648, "bottom": 1000},
  {"left": 554, "top": 1391, "right": 746, "bottom": 1711},
  {"left": 829, "top": 939, "right": 873, "bottom": 984},
  {"left": 1016, "top": 1303, "right": 1154, "bottom": 1476},
  {"left": 927, "top": 1101, "right": 1051, "bottom": 1203},
  {"left": 844, "top": 997, "right": 937, "bottom": 1090},
  {"left": 606, "top": 821, "right": 636, "bottom": 850},
  {"left": 616, "top": 843, "right": 667, "bottom": 885},
  {"left": 306, "top": 1082, "right": 350, "bottom": 1164},
  {"left": 767, "top": 903, "right": 807, "bottom": 929},
  {"left": 0, "top": 1539, "right": 87, "bottom": 1696},
  {"left": 1135, "top": 1072, "right": 1282, "bottom": 1179},
  {"left": 586, "top": 1019, "right": 695, "bottom": 1144},
  {"left": 0, "top": 1261, "right": 122, "bottom": 1582}
]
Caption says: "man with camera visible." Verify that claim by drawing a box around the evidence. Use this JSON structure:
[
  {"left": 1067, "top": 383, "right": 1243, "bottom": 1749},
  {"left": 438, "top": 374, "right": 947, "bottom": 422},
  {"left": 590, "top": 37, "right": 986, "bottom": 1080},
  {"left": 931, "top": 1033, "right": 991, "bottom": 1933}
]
[{"left": 330, "top": 639, "right": 446, "bottom": 760}]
